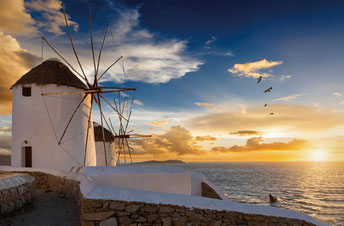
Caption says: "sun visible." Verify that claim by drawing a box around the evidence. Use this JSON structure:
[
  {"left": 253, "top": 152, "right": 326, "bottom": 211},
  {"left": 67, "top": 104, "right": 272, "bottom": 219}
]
[{"left": 311, "top": 149, "right": 327, "bottom": 161}]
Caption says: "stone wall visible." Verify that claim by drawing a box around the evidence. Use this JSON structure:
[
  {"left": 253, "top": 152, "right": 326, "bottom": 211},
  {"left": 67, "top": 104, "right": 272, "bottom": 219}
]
[
  {"left": 13, "top": 171, "right": 81, "bottom": 203},
  {"left": 81, "top": 199, "right": 316, "bottom": 226},
  {"left": 0, "top": 179, "right": 34, "bottom": 214},
  {"left": 201, "top": 182, "right": 222, "bottom": 200},
  {"left": 6, "top": 171, "right": 317, "bottom": 226}
]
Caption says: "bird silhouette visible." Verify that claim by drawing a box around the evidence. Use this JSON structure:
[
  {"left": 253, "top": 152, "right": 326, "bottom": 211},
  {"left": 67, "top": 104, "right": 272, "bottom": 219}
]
[
  {"left": 270, "top": 113, "right": 274, "bottom": 115},
  {"left": 257, "top": 76, "right": 262, "bottom": 83},
  {"left": 264, "top": 104, "right": 267, "bottom": 107},
  {"left": 264, "top": 87, "right": 272, "bottom": 93}
]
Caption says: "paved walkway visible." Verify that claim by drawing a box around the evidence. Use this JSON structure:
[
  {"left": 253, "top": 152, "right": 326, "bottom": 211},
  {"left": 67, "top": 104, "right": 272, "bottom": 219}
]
[{"left": 0, "top": 189, "right": 80, "bottom": 226}]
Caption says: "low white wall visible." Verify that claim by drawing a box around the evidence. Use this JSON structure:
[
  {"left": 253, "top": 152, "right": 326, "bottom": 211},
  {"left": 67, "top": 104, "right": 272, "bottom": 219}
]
[
  {"left": 80, "top": 166, "right": 192, "bottom": 195},
  {"left": 0, "top": 166, "right": 325, "bottom": 225}
]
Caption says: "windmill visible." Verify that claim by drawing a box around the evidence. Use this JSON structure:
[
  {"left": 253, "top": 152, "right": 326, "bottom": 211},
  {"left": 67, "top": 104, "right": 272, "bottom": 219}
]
[
  {"left": 41, "top": 3, "right": 137, "bottom": 166},
  {"left": 107, "top": 93, "right": 152, "bottom": 165}
]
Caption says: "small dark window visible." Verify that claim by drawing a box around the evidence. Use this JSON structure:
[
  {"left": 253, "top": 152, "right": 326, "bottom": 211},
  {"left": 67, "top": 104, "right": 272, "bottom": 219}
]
[{"left": 22, "top": 87, "right": 31, "bottom": 96}]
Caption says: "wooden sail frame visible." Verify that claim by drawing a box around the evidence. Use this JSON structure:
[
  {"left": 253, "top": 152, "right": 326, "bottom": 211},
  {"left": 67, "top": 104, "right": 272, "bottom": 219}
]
[{"left": 41, "top": 2, "right": 138, "bottom": 166}]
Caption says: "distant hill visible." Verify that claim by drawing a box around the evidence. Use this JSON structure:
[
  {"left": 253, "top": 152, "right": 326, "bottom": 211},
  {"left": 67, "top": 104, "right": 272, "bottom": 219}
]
[
  {"left": 0, "top": 155, "right": 11, "bottom": 166},
  {"left": 134, "top": 160, "right": 185, "bottom": 164}
]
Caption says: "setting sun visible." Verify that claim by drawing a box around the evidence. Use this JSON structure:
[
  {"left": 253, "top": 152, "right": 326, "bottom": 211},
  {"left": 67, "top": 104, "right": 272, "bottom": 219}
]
[{"left": 311, "top": 149, "right": 327, "bottom": 161}]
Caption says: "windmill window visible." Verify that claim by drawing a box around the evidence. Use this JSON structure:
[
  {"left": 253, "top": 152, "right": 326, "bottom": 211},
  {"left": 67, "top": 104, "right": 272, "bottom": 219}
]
[{"left": 22, "top": 87, "right": 31, "bottom": 96}]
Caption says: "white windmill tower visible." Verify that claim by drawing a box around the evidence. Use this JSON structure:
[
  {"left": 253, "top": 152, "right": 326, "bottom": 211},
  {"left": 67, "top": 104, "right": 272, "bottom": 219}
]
[
  {"left": 11, "top": 60, "right": 97, "bottom": 170},
  {"left": 10, "top": 3, "right": 138, "bottom": 170}
]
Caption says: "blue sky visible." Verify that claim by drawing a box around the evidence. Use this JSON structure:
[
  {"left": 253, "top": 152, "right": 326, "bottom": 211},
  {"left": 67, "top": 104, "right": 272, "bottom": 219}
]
[{"left": 0, "top": 0, "right": 344, "bottom": 161}]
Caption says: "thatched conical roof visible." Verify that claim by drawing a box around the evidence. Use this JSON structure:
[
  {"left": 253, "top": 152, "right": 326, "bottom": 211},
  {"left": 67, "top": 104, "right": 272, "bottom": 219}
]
[
  {"left": 93, "top": 122, "right": 115, "bottom": 143},
  {"left": 11, "top": 60, "right": 87, "bottom": 90}
]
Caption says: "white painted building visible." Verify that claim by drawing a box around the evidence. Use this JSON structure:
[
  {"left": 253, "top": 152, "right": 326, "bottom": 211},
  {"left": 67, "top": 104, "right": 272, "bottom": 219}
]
[
  {"left": 93, "top": 122, "right": 116, "bottom": 166},
  {"left": 11, "top": 60, "right": 97, "bottom": 171}
]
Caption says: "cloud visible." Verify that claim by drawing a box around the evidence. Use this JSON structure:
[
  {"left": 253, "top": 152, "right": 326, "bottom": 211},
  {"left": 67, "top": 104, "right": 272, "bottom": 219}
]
[
  {"left": 280, "top": 75, "right": 291, "bottom": 80},
  {"left": 148, "top": 120, "right": 170, "bottom": 128},
  {"left": 340, "top": 100, "right": 344, "bottom": 105},
  {"left": 224, "top": 51, "right": 234, "bottom": 57},
  {"left": 133, "top": 99, "right": 143, "bottom": 106},
  {"left": 312, "top": 103, "right": 320, "bottom": 107},
  {"left": 99, "top": 5, "right": 202, "bottom": 84},
  {"left": 0, "top": 126, "right": 11, "bottom": 134},
  {"left": 204, "top": 36, "right": 217, "bottom": 49},
  {"left": 0, "top": 0, "right": 38, "bottom": 36},
  {"left": 229, "top": 130, "right": 263, "bottom": 136},
  {"left": 212, "top": 137, "right": 309, "bottom": 152},
  {"left": 194, "top": 102, "right": 215, "bottom": 109},
  {"left": 0, "top": 32, "right": 40, "bottom": 115},
  {"left": 187, "top": 104, "right": 344, "bottom": 134},
  {"left": 0, "top": 133, "right": 11, "bottom": 151},
  {"left": 228, "top": 59, "right": 283, "bottom": 78},
  {"left": 333, "top": 92, "right": 342, "bottom": 97},
  {"left": 26, "top": 0, "right": 78, "bottom": 35},
  {"left": 195, "top": 135, "right": 217, "bottom": 142},
  {"left": 132, "top": 125, "right": 206, "bottom": 156},
  {"left": 274, "top": 94, "right": 302, "bottom": 101},
  {"left": 239, "top": 104, "right": 247, "bottom": 114}
]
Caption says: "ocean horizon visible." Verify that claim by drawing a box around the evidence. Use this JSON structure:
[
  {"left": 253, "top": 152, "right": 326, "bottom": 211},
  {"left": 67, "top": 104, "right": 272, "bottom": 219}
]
[{"left": 157, "top": 161, "right": 344, "bottom": 225}]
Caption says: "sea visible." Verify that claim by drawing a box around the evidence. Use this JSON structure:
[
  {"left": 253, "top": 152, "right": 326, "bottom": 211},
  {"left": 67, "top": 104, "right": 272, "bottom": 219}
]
[{"left": 163, "top": 161, "right": 344, "bottom": 225}]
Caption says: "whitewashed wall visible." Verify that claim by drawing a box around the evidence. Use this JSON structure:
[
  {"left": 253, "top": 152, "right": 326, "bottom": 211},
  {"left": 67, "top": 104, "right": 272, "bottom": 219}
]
[
  {"left": 95, "top": 141, "right": 116, "bottom": 166},
  {"left": 11, "top": 84, "right": 97, "bottom": 171},
  {"left": 80, "top": 166, "right": 192, "bottom": 195}
]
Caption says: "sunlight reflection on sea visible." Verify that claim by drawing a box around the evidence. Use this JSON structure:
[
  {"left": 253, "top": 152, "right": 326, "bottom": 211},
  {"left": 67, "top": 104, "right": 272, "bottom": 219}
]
[{"left": 173, "top": 162, "right": 344, "bottom": 225}]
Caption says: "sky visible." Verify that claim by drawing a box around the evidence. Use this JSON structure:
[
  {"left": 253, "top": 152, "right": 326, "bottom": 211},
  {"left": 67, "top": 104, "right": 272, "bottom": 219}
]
[{"left": 0, "top": 0, "right": 344, "bottom": 162}]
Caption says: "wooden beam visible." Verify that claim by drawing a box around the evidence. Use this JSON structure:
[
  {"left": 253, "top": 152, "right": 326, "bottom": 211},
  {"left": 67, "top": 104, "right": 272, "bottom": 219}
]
[
  {"left": 59, "top": 93, "right": 88, "bottom": 144},
  {"left": 61, "top": 3, "right": 91, "bottom": 87},
  {"left": 83, "top": 93, "right": 94, "bottom": 165},
  {"left": 96, "top": 25, "right": 110, "bottom": 78},
  {"left": 99, "top": 94, "right": 128, "bottom": 122},
  {"left": 42, "top": 37, "right": 88, "bottom": 84},
  {"left": 96, "top": 93, "right": 108, "bottom": 166},
  {"left": 97, "top": 56, "right": 123, "bottom": 82}
]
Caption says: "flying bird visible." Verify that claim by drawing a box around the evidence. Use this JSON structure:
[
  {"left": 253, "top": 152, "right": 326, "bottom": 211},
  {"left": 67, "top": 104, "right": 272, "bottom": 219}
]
[
  {"left": 270, "top": 113, "right": 274, "bottom": 115},
  {"left": 264, "top": 87, "right": 272, "bottom": 93},
  {"left": 264, "top": 104, "right": 267, "bottom": 107},
  {"left": 257, "top": 76, "right": 262, "bottom": 83}
]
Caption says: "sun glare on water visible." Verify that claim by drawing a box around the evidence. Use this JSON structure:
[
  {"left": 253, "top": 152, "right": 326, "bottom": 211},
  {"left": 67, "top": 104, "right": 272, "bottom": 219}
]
[{"left": 312, "top": 149, "right": 327, "bottom": 161}]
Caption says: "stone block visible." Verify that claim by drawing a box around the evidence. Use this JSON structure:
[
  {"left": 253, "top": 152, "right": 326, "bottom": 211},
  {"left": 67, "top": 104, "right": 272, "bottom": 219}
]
[
  {"left": 99, "top": 217, "right": 118, "bottom": 226},
  {"left": 118, "top": 216, "right": 133, "bottom": 225},
  {"left": 126, "top": 204, "right": 141, "bottom": 212},
  {"left": 159, "top": 206, "right": 174, "bottom": 213},
  {"left": 116, "top": 211, "right": 131, "bottom": 216},
  {"left": 143, "top": 205, "right": 159, "bottom": 213},
  {"left": 136, "top": 216, "right": 147, "bottom": 223},
  {"left": 109, "top": 202, "right": 126, "bottom": 210},
  {"left": 162, "top": 217, "right": 172, "bottom": 226},
  {"left": 83, "top": 211, "right": 115, "bottom": 221},
  {"left": 147, "top": 213, "right": 159, "bottom": 222}
]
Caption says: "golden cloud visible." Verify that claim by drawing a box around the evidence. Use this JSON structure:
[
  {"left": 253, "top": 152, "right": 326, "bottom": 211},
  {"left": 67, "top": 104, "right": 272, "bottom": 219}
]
[
  {"left": 26, "top": 0, "right": 78, "bottom": 35},
  {"left": 131, "top": 125, "right": 207, "bottom": 156},
  {"left": 195, "top": 135, "right": 217, "bottom": 142},
  {"left": 229, "top": 130, "right": 263, "bottom": 136},
  {"left": 0, "top": 32, "right": 40, "bottom": 115},
  {"left": 148, "top": 120, "right": 170, "bottom": 128},
  {"left": 274, "top": 94, "right": 302, "bottom": 101},
  {"left": 194, "top": 102, "right": 215, "bottom": 109},
  {"left": 228, "top": 59, "right": 282, "bottom": 78},
  {"left": 187, "top": 104, "right": 344, "bottom": 133},
  {"left": 0, "top": 0, "right": 38, "bottom": 35},
  {"left": 212, "top": 136, "right": 309, "bottom": 152}
]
